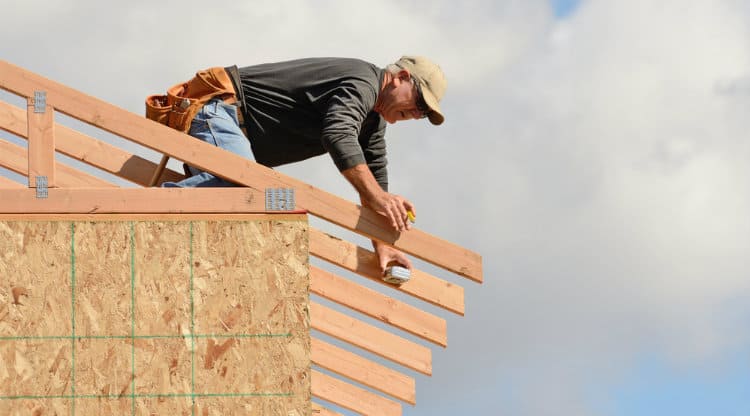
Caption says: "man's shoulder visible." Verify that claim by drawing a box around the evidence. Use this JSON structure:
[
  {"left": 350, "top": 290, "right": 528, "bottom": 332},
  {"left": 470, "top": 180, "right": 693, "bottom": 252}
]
[{"left": 240, "top": 57, "right": 381, "bottom": 77}]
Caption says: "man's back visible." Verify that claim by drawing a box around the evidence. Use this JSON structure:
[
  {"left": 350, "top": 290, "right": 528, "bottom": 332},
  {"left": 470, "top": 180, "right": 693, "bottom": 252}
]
[{"left": 236, "top": 58, "right": 388, "bottom": 187}]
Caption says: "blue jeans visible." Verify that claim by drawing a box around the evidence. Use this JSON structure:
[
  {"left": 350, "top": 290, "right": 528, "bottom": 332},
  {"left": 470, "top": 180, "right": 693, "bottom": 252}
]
[{"left": 162, "top": 98, "right": 253, "bottom": 187}]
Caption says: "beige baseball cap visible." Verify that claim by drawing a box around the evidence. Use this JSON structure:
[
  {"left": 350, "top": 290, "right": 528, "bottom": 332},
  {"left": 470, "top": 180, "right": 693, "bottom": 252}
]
[{"left": 394, "top": 55, "right": 446, "bottom": 125}]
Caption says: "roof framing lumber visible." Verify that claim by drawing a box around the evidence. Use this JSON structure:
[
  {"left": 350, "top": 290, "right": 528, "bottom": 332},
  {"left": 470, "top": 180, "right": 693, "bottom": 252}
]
[
  {"left": 0, "top": 139, "right": 116, "bottom": 187},
  {"left": 26, "top": 99, "right": 55, "bottom": 187},
  {"left": 312, "top": 337, "right": 416, "bottom": 404},
  {"left": 0, "top": 188, "right": 265, "bottom": 213},
  {"left": 0, "top": 175, "right": 23, "bottom": 188},
  {"left": 312, "top": 402, "right": 344, "bottom": 416},
  {"left": 0, "top": 99, "right": 184, "bottom": 185},
  {"left": 310, "top": 302, "right": 432, "bottom": 375},
  {"left": 310, "top": 228, "right": 464, "bottom": 315},
  {"left": 312, "top": 370, "right": 402, "bottom": 416},
  {"left": 311, "top": 266, "right": 447, "bottom": 347},
  {"left": 0, "top": 59, "right": 483, "bottom": 283}
]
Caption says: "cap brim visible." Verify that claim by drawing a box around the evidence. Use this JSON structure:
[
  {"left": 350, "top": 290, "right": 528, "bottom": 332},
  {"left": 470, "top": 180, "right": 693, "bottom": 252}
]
[{"left": 420, "top": 85, "right": 444, "bottom": 125}]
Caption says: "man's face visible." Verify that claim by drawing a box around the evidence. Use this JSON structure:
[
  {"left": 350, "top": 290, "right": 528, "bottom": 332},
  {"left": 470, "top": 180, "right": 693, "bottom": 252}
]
[{"left": 377, "top": 72, "right": 427, "bottom": 124}]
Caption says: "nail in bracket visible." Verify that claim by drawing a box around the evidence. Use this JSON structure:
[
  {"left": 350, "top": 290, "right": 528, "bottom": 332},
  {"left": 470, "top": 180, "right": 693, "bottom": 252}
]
[
  {"left": 33, "top": 91, "right": 46, "bottom": 113},
  {"left": 265, "top": 188, "right": 295, "bottom": 211},
  {"left": 36, "top": 176, "right": 48, "bottom": 199}
]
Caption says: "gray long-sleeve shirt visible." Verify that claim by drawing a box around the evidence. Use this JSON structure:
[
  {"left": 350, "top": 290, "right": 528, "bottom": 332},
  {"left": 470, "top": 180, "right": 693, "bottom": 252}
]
[{"left": 235, "top": 58, "right": 389, "bottom": 190}]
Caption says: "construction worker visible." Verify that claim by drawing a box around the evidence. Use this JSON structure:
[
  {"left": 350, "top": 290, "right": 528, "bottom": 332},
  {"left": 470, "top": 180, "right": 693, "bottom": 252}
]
[{"left": 162, "top": 56, "right": 447, "bottom": 273}]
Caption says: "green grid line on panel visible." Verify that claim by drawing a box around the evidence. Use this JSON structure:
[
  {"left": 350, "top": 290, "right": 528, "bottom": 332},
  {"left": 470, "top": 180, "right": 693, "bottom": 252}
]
[
  {"left": 0, "top": 334, "right": 291, "bottom": 341},
  {"left": 70, "top": 222, "right": 76, "bottom": 416},
  {"left": 190, "top": 221, "right": 196, "bottom": 416},
  {"left": 130, "top": 222, "right": 136, "bottom": 416},
  {"left": 0, "top": 392, "right": 294, "bottom": 401}
]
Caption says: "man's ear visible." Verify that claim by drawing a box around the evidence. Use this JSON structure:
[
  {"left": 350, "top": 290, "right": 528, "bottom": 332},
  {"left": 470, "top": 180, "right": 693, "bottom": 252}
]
[{"left": 397, "top": 69, "right": 411, "bottom": 83}]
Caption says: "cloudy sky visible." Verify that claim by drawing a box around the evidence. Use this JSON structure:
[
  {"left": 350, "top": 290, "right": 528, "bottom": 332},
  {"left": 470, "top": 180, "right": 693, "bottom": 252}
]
[{"left": 2, "top": 0, "right": 750, "bottom": 415}]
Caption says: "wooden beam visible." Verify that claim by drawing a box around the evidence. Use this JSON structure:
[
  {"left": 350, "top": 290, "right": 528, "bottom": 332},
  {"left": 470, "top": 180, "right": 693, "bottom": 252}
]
[
  {"left": 0, "top": 175, "right": 23, "bottom": 188},
  {"left": 312, "top": 402, "right": 343, "bottom": 416},
  {"left": 312, "top": 370, "right": 402, "bottom": 416},
  {"left": 311, "top": 266, "right": 446, "bottom": 347},
  {"left": 26, "top": 98, "right": 55, "bottom": 187},
  {"left": 0, "top": 139, "right": 116, "bottom": 188},
  {"left": 310, "top": 228, "right": 464, "bottom": 315},
  {"left": 0, "top": 188, "right": 265, "bottom": 213},
  {"left": 0, "top": 99, "right": 184, "bottom": 186},
  {"left": 310, "top": 302, "right": 431, "bottom": 375},
  {"left": 312, "top": 337, "right": 416, "bottom": 404},
  {"left": 0, "top": 60, "right": 483, "bottom": 283},
  {"left": 0, "top": 213, "right": 306, "bottom": 221}
]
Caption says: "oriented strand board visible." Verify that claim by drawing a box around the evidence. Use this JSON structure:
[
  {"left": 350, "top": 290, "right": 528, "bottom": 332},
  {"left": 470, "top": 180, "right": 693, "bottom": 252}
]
[{"left": 0, "top": 216, "right": 310, "bottom": 416}]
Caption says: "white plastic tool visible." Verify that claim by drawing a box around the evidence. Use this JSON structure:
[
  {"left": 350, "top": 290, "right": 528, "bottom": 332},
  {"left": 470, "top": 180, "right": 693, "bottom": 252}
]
[{"left": 383, "top": 265, "right": 411, "bottom": 285}]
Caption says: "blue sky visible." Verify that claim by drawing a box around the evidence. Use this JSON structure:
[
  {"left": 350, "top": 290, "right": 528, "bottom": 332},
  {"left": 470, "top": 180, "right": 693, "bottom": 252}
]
[
  {"left": 611, "top": 353, "right": 750, "bottom": 416},
  {"left": 551, "top": 0, "right": 581, "bottom": 17},
  {"left": 2, "top": 1, "right": 750, "bottom": 415}
]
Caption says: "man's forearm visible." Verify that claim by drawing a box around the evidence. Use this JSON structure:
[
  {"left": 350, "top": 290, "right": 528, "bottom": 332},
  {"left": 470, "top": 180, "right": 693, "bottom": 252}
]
[
  {"left": 341, "top": 163, "right": 384, "bottom": 206},
  {"left": 341, "top": 163, "right": 413, "bottom": 232}
]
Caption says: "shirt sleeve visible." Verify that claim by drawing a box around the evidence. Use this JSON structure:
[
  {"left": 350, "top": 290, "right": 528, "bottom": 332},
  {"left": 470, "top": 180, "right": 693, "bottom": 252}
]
[
  {"left": 319, "top": 80, "right": 377, "bottom": 171},
  {"left": 359, "top": 117, "right": 388, "bottom": 191}
]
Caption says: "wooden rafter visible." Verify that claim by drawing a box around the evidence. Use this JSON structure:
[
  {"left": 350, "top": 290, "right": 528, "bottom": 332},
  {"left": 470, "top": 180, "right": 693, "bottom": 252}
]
[
  {"left": 0, "top": 139, "right": 115, "bottom": 187},
  {"left": 311, "top": 302, "right": 432, "bottom": 375},
  {"left": 312, "top": 370, "right": 402, "bottom": 416},
  {"left": 0, "top": 99, "right": 184, "bottom": 185},
  {"left": 0, "top": 188, "right": 264, "bottom": 213},
  {"left": 310, "top": 228, "right": 464, "bottom": 315},
  {"left": 311, "top": 266, "right": 447, "bottom": 347},
  {"left": 312, "top": 337, "right": 416, "bottom": 404}
]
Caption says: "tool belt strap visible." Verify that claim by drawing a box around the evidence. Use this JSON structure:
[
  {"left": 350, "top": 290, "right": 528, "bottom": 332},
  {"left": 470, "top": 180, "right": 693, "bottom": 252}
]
[{"left": 145, "top": 67, "right": 237, "bottom": 133}]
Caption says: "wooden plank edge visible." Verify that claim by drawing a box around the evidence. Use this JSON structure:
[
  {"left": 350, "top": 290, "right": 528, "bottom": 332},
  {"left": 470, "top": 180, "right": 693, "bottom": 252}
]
[
  {"left": 310, "top": 302, "right": 432, "bottom": 376},
  {"left": 309, "top": 227, "right": 465, "bottom": 316},
  {"left": 0, "top": 188, "right": 265, "bottom": 213},
  {"left": 312, "top": 337, "right": 416, "bottom": 405},
  {"left": 0, "top": 99, "right": 184, "bottom": 185},
  {"left": 0, "top": 138, "right": 116, "bottom": 188},
  {"left": 312, "top": 370, "right": 402, "bottom": 416},
  {"left": 311, "top": 266, "right": 447, "bottom": 347},
  {"left": 312, "top": 402, "right": 344, "bottom": 416}
]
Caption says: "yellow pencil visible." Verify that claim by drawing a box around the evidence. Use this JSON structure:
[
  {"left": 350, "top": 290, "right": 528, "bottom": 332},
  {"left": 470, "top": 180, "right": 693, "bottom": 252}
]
[{"left": 407, "top": 210, "right": 416, "bottom": 223}]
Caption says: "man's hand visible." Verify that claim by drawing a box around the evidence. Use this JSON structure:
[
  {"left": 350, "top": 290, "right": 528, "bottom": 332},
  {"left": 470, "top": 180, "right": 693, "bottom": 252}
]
[
  {"left": 366, "top": 191, "right": 415, "bottom": 232},
  {"left": 341, "top": 164, "right": 416, "bottom": 232},
  {"left": 374, "top": 241, "right": 413, "bottom": 274}
]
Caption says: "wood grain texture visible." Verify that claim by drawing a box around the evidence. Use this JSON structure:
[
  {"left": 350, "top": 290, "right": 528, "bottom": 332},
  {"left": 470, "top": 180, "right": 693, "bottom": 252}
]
[
  {"left": 26, "top": 101, "right": 55, "bottom": 187},
  {"left": 309, "top": 228, "right": 464, "bottom": 315},
  {"left": 0, "top": 188, "right": 265, "bottom": 213},
  {"left": 312, "top": 337, "right": 416, "bottom": 404},
  {"left": 312, "top": 370, "right": 402, "bottom": 416},
  {"left": 0, "top": 218, "right": 310, "bottom": 416},
  {"left": 310, "top": 302, "right": 431, "bottom": 375},
  {"left": 0, "top": 139, "right": 115, "bottom": 188},
  {"left": 0, "top": 100, "right": 184, "bottom": 186},
  {"left": 310, "top": 266, "right": 447, "bottom": 347}
]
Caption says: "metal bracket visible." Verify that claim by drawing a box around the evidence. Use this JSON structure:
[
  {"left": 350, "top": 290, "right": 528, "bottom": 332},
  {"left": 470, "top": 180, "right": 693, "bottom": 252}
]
[
  {"left": 33, "top": 91, "right": 46, "bottom": 113},
  {"left": 265, "top": 188, "right": 295, "bottom": 211},
  {"left": 35, "top": 176, "right": 48, "bottom": 199}
]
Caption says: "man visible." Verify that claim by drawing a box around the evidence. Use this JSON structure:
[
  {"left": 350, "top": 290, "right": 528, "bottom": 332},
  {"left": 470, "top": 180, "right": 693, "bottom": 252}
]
[{"left": 163, "top": 56, "right": 447, "bottom": 274}]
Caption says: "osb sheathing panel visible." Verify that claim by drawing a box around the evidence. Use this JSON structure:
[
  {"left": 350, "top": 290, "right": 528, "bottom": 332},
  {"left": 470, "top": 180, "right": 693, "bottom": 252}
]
[{"left": 0, "top": 217, "right": 310, "bottom": 416}]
